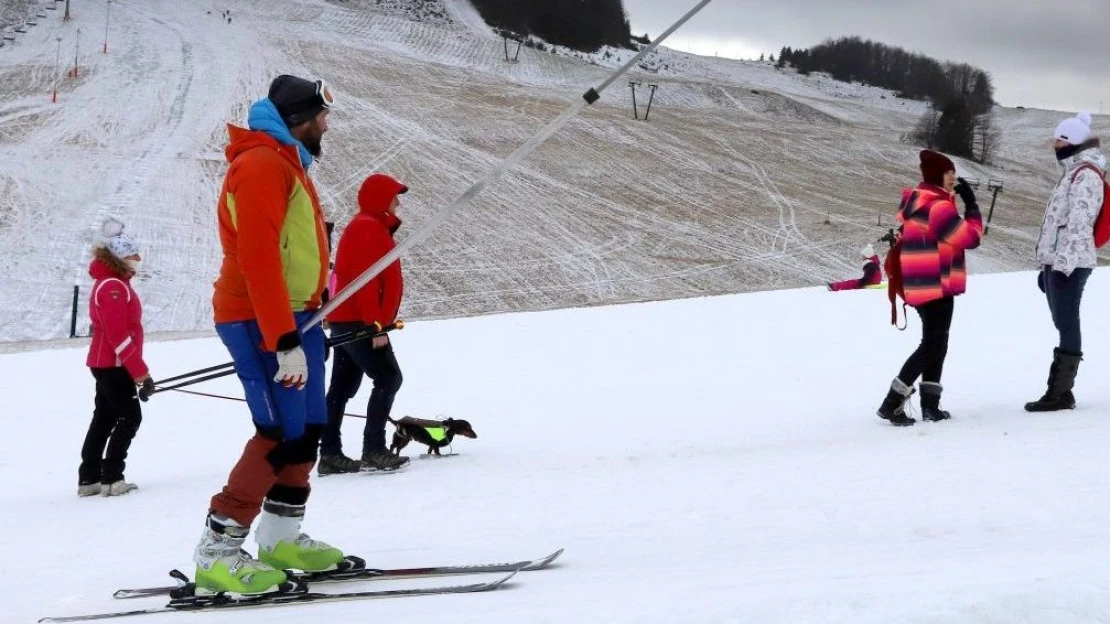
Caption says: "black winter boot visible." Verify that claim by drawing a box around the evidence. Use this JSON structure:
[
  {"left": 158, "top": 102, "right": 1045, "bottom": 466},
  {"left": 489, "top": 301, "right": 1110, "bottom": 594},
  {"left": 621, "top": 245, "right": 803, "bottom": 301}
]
[
  {"left": 317, "top": 453, "right": 362, "bottom": 476},
  {"left": 1025, "top": 349, "right": 1081, "bottom": 412},
  {"left": 919, "top": 382, "right": 951, "bottom": 422},
  {"left": 877, "top": 378, "right": 916, "bottom": 426}
]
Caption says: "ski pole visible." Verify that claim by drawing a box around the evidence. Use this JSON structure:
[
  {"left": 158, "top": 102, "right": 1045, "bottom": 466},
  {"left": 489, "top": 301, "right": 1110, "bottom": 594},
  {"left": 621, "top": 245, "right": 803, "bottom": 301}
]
[
  {"left": 151, "top": 321, "right": 406, "bottom": 394},
  {"left": 328, "top": 320, "right": 404, "bottom": 348},
  {"left": 153, "top": 361, "right": 235, "bottom": 385},
  {"left": 151, "top": 369, "right": 238, "bottom": 394},
  {"left": 303, "top": 0, "right": 716, "bottom": 332},
  {"left": 166, "top": 387, "right": 368, "bottom": 419}
]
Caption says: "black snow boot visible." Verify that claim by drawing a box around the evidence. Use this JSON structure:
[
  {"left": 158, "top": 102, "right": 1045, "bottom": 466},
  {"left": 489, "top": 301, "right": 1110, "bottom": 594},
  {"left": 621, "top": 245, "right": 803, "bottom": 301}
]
[
  {"left": 1025, "top": 348, "right": 1081, "bottom": 412},
  {"left": 317, "top": 453, "right": 362, "bottom": 476},
  {"left": 919, "top": 382, "right": 951, "bottom": 422},
  {"left": 877, "top": 378, "right": 916, "bottom": 426}
]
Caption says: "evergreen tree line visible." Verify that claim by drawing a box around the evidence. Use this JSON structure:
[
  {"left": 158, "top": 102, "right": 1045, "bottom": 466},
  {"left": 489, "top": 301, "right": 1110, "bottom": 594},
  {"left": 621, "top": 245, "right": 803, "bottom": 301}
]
[
  {"left": 777, "top": 37, "right": 999, "bottom": 162},
  {"left": 469, "top": 0, "right": 632, "bottom": 52}
]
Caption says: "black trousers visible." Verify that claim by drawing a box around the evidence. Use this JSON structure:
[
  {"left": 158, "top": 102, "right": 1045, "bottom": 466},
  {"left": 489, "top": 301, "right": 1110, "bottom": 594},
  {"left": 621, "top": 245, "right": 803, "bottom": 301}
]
[
  {"left": 897, "top": 296, "right": 954, "bottom": 386},
  {"left": 79, "top": 367, "right": 142, "bottom": 485},
  {"left": 322, "top": 322, "right": 403, "bottom": 456}
]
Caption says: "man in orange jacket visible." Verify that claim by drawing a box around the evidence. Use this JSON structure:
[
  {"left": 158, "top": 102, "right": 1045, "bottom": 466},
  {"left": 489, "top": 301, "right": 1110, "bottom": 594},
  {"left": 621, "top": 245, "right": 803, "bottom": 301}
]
[
  {"left": 194, "top": 75, "right": 350, "bottom": 595},
  {"left": 319, "top": 173, "right": 410, "bottom": 474}
]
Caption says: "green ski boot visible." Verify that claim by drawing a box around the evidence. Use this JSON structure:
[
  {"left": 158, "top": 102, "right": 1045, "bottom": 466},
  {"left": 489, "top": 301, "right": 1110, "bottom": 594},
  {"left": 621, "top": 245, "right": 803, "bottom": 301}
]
[
  {"left": 257, "top": 499, "right": 346, "bottom": 572},
  {"left": 193, "top": 514, "right": 288, "bottom": 595}
]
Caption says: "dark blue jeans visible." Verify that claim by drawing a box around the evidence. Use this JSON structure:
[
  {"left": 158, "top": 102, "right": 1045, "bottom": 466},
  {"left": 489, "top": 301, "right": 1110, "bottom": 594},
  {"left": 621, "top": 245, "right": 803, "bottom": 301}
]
[
  {"left": 1043, "top": 266, "right": 1092, "bottom": 354},
  {"left": 321, "top": 322, "right": 403, "bottom": 456}
]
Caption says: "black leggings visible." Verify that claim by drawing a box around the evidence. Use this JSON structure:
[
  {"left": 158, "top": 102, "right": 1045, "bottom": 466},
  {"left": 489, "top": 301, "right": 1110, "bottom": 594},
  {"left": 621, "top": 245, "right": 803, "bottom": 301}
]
[
  {"left": 897, "top": 296, "right": 954, "bottom": 386},
  {"left": 79, "top": 367, "right": 142, "bottom": 485}
]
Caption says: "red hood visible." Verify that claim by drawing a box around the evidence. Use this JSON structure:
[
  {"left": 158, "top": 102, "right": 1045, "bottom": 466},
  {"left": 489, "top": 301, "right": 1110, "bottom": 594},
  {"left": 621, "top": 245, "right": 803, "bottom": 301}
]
[
  {"left": 225, "top": 124, "right": 283, "bottom": 163},
  {"left": 357, "top": 174, "right": 406, "bottom": 233},
  {"left": 89, "top": 258, "right": 129, "bottom": 281}
]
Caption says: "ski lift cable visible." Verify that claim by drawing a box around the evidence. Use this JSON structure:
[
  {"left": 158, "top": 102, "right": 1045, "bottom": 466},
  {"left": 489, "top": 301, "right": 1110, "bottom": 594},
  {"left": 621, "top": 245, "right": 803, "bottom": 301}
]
[{"left": 307, "top": 0, "right": 716, "bottom": 329}]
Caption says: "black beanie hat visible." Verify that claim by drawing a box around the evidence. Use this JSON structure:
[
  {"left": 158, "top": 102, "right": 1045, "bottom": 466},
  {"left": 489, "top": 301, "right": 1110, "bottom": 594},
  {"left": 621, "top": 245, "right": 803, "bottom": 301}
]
[{"left": 268, "top": 75, "right": 330, "bottom": 127}]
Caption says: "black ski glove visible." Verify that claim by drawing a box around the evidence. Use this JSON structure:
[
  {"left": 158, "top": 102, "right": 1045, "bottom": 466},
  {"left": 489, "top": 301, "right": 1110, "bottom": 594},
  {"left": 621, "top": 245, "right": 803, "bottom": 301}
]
[
  {"left": 138, "top": 377, "right": 156, "bottom": 402},
  {"left": 1037, "top": 271, "right": 1046, "bottom": 293},
  {"left": 954, "top": 178, "right": 978, "bottom": 211}
]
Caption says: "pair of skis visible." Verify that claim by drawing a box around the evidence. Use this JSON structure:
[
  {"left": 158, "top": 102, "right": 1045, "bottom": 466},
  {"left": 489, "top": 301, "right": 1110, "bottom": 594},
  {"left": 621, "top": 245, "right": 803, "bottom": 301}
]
[{"left": 40, "top": 548, "right": 563, "bottom": 622}]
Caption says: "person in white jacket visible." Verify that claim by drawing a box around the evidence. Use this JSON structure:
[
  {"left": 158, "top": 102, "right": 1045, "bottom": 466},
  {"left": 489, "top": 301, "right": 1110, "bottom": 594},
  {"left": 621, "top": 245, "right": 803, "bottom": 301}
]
[{"left": 1027, "top": 112, "right": 1106, "bottom": 412}]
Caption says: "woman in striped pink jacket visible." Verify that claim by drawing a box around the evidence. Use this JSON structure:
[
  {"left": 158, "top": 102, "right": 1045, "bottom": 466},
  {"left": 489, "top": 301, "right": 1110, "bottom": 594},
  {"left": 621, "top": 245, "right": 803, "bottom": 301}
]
[
  {"left": 79, "top": 219, "right": 154, "bottom": 497},
  {"left": 876, "top": 150, "right": 983, "bottom": 426}
]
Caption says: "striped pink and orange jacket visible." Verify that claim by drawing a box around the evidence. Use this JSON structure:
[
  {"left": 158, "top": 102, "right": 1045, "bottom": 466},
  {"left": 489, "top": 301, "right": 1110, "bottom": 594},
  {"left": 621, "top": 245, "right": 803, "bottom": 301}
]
[{"left": 896, "top": 183, "right": 983, "bottom": 307}]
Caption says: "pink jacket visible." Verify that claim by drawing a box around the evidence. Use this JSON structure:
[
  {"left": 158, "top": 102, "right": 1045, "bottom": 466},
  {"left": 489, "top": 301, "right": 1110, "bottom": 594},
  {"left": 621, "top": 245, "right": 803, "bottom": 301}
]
[
  {"left": 86, "top": 259, "right": 149, "bottom": 380},
  {"left": 897, "top": 184, "right": 982, "bottom": 306}
]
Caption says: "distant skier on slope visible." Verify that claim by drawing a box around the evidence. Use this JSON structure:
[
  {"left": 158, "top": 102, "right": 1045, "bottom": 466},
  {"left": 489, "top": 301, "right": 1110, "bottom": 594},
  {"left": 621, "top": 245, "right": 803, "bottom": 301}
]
[
  {"left": 875, "top": 150, "right": 983, "bottom": 426},
  {"left": 827, "top": 244, "right": 882, "bottom": 291},
  {"left": 194, "top": 74, "right": 347, "bottom": 595}
]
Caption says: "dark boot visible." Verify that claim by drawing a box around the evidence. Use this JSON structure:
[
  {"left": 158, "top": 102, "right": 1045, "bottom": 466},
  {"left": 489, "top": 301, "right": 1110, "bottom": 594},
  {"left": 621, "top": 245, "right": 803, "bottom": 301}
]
[
  {"left": 1025, "top": 349, "right": 1081, "bottom": 412},
  {"left": 877, "top": 378, "right": 916, "bottom": 426},
  {"left": 919, "top": 382, "right": 951, "bottom": 422},
  {"left": 317, "top": 453, "right": 362, "bottom": 476}
]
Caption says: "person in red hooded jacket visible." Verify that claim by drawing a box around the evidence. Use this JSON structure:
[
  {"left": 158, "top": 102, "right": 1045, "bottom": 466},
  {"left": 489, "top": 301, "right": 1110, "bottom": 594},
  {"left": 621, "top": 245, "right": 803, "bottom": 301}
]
[
  {"left": 80, "top": 218, "right": 155, "bottom": 498},
  {"left": 319, "top": 173, "right": 410, "bottom": 475}
]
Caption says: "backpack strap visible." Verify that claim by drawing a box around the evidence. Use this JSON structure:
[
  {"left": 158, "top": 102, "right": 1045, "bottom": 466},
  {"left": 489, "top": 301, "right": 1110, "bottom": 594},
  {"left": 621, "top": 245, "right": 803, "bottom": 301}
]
[
  {"left": 1070, "top": 162, "right": 1104, "bottom": 185},
  {"left": 886, "top": 191, "right": 918, "bottom": 331}
]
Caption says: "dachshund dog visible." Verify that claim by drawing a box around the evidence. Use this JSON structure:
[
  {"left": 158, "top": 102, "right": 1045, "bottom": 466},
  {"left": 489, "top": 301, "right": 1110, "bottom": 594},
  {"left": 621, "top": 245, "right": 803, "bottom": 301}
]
[{"left": 389, "top": 416, "right": 478, "bottom": 457}]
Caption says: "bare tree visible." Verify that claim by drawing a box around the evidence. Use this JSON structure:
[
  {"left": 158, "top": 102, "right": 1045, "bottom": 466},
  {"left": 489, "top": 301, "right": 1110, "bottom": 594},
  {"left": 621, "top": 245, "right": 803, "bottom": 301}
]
[
  {"left": 973, "top": 112, "right": 1000, "bottom": 165},
  {"left": 912, "top": 103, "right": 941, "bottom": 149}
]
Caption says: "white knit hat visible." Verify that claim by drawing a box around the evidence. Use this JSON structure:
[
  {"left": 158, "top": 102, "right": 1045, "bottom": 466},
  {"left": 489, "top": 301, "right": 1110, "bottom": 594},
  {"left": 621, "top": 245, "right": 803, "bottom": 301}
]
[
  {"left": 860, "top": 244, "right": 875, "bottom": 258},
  {"left": 101, "top": 217, "right": 140, "bottom": 258},
  {"left": 1054, "top": 112, "right": 1093, "bottom": 146}
]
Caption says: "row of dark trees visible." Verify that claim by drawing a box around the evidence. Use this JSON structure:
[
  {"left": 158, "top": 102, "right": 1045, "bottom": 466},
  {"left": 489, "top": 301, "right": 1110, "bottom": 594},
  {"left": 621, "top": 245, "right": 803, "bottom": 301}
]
[
  {"left": 777, "top": 37, "right": 999, "bottom": 163},
  {"left": 470, "top": 0, "right": 632, "bottom": 52}
]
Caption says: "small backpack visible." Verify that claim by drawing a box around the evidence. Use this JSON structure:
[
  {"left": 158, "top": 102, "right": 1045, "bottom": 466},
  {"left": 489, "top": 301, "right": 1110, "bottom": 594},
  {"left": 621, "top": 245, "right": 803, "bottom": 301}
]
[
  {"left": 884, "top": 191, "right": 918, "bottom": 330},
  {"left": 1070, "top": 163, "right": 1110, "bottom": 248}
]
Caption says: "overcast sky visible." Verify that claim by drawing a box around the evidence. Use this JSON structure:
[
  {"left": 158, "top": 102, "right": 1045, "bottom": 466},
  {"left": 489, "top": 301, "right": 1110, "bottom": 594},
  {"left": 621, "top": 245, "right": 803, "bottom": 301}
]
[{"left": 623, "top": 0, "right": 1110, "bottom": 115}]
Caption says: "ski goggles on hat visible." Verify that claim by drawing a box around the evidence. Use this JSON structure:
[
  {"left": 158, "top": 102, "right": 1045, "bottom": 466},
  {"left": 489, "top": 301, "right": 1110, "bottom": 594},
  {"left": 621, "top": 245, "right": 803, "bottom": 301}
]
[
  {"left": 316, "top": 80, "right": 335, "bottom": 109},
  {"left": 283, "top": 80, "right": 334, "bottom": 121}
]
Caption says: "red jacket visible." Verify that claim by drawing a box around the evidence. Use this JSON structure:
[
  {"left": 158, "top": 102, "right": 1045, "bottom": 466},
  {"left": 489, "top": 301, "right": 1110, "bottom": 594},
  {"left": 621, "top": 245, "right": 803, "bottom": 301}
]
[
  {"left": 86, "top": 259, "right": 149, "bottom": 379},
  {"left": 327, "top": 175, "right": 406, "bottom": 326}
]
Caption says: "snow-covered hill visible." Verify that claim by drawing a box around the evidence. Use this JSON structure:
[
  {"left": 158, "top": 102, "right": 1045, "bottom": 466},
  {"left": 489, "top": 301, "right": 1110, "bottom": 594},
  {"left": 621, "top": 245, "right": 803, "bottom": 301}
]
[
  {"left": 11, "top": 272, "right": 1110, "bottom": 623},
  {"left": 0, "top": 0, "right": 1102, "bottom": 344}
]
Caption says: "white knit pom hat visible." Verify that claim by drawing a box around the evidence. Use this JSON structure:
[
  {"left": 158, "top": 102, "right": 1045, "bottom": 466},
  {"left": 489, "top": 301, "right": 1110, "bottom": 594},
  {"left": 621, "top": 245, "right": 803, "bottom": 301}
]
[
  {"left": 101, "top": 217, "right": 140, "bottom": 258},
  {"left": 1054, "top": 112, "right": 1093, "bottom": 146},
  {"left": 860, "top": 244, "right": 875, "bottom": 258}
]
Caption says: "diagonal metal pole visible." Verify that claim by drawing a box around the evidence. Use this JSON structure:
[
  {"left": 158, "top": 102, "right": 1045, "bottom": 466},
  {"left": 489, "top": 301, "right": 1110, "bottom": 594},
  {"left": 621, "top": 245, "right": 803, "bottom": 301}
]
[{"left": 307, "top": 0, "right": 715, "bottom": 330}]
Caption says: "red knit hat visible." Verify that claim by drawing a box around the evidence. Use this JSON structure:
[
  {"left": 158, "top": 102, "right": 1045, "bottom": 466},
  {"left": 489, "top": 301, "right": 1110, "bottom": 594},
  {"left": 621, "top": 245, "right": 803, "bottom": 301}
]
[{"left": 919, "top": 150, "right": 955, "bottom": 186}]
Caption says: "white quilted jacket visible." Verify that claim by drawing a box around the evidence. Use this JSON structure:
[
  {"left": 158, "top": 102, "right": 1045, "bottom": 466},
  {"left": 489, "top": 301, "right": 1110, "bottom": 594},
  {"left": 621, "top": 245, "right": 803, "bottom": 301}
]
[{"left": 1035, "top": 146, "right": 1107, "bottom": 275}]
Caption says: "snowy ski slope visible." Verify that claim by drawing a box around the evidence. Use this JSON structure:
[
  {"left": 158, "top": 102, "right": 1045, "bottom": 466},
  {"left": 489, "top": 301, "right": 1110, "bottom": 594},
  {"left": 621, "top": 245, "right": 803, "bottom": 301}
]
[{"left": 0, "top": 0, "right": 1102, "bottom": 346}]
